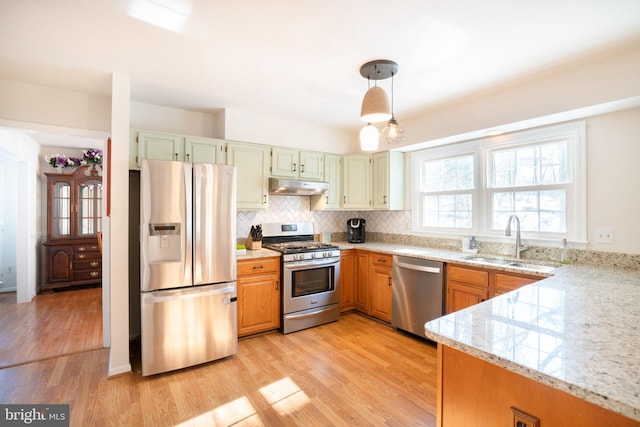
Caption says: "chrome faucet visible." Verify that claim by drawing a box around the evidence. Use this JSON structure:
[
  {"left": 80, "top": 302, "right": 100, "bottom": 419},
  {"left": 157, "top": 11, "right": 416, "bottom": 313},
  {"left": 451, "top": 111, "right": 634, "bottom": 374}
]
[{"left": 505, "top": 215, "right": 528, "bottom": 259}]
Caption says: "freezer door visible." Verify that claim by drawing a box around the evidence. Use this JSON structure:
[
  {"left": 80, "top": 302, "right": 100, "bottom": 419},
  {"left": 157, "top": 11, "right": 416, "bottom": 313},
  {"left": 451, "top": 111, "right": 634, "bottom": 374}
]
[
  {"left": 140, "top": 160, "right": 192, "bottom": 291},
  {"left": 193, "top": 163, "right": 237, "bottom": 285},
  {"left": 141, "top": 282, "right": 238, "bottom": 376}
]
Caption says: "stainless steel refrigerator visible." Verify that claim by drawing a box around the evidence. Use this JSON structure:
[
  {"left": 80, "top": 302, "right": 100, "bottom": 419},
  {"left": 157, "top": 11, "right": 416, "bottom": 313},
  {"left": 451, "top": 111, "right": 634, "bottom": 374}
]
[{"left": 140, "top": 159, "right": 237, "bottom": 376}]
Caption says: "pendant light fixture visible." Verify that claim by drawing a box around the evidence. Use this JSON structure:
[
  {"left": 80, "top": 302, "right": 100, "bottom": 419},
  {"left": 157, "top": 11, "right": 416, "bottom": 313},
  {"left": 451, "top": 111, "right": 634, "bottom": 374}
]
[
  {"left": 358, "top": 59, "right": 403, "bottom": 151},
  {"left": 380, "top": 70, "right": 406, "bottom": 144}
]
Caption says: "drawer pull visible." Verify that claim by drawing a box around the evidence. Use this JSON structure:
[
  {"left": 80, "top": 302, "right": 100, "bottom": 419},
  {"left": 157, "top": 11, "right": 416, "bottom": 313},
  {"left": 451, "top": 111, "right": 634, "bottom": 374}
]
[
  {"left": 77, "top": 254, "right": 85, "bottom": 259},
  {"left": 78, "top": 246, "right": 86, "bottom": 251},
  {"left": 253, "top": 265, "right": 264, "bottom": 269},
  {"left": 90, "top": 271, "right": 100, "bottom": 277},
  {"left": 90, "top": 261, "right": 99, "bottom": 267}
]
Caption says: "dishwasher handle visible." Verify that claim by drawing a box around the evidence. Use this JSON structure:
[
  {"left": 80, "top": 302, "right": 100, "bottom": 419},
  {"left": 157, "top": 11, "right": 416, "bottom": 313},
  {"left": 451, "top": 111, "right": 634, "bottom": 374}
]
[{"left": 394, "top": 260, "right": 441, "bottom": 274}]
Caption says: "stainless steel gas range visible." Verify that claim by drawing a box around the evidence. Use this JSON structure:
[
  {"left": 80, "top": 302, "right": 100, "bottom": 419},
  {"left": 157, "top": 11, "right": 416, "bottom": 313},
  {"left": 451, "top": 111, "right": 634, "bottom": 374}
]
[{"left": 262, "top": 222, "right": 340, "bottom": 334}]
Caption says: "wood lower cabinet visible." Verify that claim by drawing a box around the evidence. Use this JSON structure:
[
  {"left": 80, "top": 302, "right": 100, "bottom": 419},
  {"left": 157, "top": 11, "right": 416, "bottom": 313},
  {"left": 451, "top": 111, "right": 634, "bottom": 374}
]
[
  {"left": 446, "top": 264, "right": 542, "bottom": 314},
  {"left": 438, "top": 345, "right": 639, "bottom": 427},
  {"left": 370, "top": 253, "right": 393, "bottom": 322},
  {"left": 43, "top": 240, "right": 102, "bottom": 291},
  {"left": 339, "top": 250, "right": 356, "bottom": 312},
  {"left": 354, "top": 250, "right": 370, "bottom": 313},
  {"left": 237, "top": 257, "right": 280, "bottom": 337}
]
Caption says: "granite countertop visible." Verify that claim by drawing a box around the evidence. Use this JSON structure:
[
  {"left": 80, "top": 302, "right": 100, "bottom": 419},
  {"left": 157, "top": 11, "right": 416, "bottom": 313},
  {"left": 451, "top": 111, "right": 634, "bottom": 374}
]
[
  {"left": 237, "top": 248, "right": 281, "bottom": 260},
  {"left": 348, "top": 242, "right": 640, "bottom": 422}
]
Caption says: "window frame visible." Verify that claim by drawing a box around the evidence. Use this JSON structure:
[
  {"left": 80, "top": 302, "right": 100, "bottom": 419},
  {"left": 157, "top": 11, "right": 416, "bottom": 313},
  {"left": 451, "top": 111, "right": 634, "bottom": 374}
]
[{"left": 411, "top": 121, "right": 587, "bottom": 244}]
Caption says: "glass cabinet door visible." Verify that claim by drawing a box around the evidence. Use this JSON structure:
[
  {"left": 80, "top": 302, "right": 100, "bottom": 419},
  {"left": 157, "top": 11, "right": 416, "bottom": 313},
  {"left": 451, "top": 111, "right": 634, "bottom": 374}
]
[
  {"left": 52, "top": 182, "right": 72, "bottom": 237},
  {"left": 77, "top": 179, "right": 103, "bottom": 236}
]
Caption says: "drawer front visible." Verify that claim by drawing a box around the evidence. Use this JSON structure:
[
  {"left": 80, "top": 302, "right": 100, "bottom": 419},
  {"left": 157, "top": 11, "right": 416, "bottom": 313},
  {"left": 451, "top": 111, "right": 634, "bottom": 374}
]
[
  {"left": 75, "top": 244, "right": 100, "bottom": 253},
  {"left": 75, "top": 259, "right": 102, "bottom": 270},
  {"left": 495, "top": 273, "right": 538, "bottom": 292},
  {"left": 448, "top": 265, "right": 489, "bottom": 287},
  {"left": 74, "top": 252, "right": 101, "bottom": 261},
  {"left": 371, "top": 253, "right": 392, "bottom": 268},
  {"left": 238, "top": 257, "right": 280, "bottom": 276},
  {"left": 74, "top": 269, "right": 102, "bottom": 281}
]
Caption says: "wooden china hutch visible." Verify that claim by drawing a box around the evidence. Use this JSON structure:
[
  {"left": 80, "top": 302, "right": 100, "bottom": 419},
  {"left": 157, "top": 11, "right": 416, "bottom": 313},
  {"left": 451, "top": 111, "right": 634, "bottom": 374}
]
[{"left": 42, "top": 165, "right": 102, "bottom": 292}]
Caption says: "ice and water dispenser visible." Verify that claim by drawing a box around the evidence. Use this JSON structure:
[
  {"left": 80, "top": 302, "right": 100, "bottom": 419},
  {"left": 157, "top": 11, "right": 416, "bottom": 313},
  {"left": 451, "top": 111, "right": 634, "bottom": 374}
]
[{"left": 147, "top": 223, "right": 181, "bottom": 263}]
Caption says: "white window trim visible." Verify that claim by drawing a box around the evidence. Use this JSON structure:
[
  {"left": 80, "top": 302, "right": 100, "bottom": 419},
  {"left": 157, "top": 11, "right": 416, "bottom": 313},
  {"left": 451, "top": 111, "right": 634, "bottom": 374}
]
[{"left": 411, "top": 121, "right": 587, "bottom": 245}]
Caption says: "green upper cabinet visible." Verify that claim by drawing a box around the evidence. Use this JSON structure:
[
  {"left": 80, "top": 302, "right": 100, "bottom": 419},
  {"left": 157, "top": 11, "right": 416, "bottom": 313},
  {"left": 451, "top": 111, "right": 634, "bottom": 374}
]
[
  {"left": 185, "top": 137, "right": 226, "bottom": 164},
  {"left": 342, "top": 154, "right": 371, "bottom": 210},
  {"left": 271, "top": 147, "right": 324, "bottom": 181},
  {"left": 227, "top": 141, "right": 270, "bottom": 210},
  {"left": 372, "top": 151, "right": 404, "bottom": 210},
  {"left": 134, "top": 130, "right": 184, "bottom": 168},
  {"left": 311, "top": 153, "right": 342, "bottom": 210},
  {"left": 130, "top": 130, "right": 227, "bottom": 169}
]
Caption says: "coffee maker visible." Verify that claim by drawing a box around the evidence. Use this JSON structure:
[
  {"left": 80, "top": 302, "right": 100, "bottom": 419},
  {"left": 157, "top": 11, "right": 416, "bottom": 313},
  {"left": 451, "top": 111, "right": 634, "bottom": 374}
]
[{"left": 347, "top": 218, "right": 366, "bottom": 243}]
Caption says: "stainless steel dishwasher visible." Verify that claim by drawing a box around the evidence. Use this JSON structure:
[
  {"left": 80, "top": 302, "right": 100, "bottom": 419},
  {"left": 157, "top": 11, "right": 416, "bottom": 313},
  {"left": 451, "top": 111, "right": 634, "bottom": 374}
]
[{"left": 392, "top": 255, "right": 444, "bottom": 338}]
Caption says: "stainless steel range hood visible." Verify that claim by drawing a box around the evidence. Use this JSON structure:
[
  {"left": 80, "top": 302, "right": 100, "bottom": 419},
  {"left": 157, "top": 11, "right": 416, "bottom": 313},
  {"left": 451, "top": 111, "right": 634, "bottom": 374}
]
[{"left": 269, "top": 177, "right": 329, "bottom": 195}]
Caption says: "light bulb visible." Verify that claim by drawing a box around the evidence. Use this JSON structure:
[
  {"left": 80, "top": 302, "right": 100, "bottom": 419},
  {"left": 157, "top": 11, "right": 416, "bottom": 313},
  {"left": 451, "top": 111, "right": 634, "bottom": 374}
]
[{"left": 360, "top": 124, "right": 379, "bottom": 151}]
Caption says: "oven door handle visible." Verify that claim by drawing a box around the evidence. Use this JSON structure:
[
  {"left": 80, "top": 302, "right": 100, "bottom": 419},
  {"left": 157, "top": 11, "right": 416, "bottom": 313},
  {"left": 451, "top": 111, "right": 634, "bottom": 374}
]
[
  {"left": 284, "top": 305, "right": 338, "bottom": 319},
  {"left": 283, "top": 259, "right": 340, "bottom": 270}
]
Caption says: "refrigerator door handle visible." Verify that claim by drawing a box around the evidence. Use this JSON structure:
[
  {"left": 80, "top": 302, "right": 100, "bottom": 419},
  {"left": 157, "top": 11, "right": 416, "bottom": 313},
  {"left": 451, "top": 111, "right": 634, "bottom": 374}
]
[
  {"left": 144, "top": 285, "right": 236, "bottom": 303},
  {"left": 184, "top": 164, "right": 193, "bottom": 285}
]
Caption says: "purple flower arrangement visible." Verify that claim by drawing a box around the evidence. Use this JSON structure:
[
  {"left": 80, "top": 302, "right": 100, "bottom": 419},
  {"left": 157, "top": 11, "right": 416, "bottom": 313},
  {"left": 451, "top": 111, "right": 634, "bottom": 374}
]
[{"left": 45, "top": 148, "right": 103, "bottom": 170}]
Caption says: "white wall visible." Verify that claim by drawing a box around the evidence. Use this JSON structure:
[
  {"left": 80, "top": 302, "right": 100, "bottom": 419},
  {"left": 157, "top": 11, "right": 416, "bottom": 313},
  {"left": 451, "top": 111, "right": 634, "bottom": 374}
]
[
  {"left": 0, "top": 154, "right": 17, "bottom": 291},
  {"left": 0, "top": 79, "right": 111, "bottom": 133},
  {"left": 0, "top": 130, "right": 41, "bottom": 302},
  {"left": 585, "top": 108, "right": 640, "bottom": 254},
  {"left": 130, "top": 101, "right": 220, "bottom": 138},
  {"left": 223, "top": 107, "right": 354, "bottom": 153}
]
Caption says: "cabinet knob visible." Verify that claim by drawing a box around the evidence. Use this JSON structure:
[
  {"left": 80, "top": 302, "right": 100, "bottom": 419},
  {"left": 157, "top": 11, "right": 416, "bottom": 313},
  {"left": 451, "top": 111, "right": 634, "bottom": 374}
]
[
  {"left": 78, "top": 254, "right": 85, "bottom": 259},
  {"left": 174, "top": 153, "right": 178, "bottom": 160},
  {"left": 300, "top": 164, "right": 305, "bottom": 173},
  {"left": 186, "top": 153, "right": 190, "bottom": 161},
  {"left": 90, "top": 271, "right": 99, "bottom": 277},
  {"left": 90, "top": 261, "right": 99, "bottom": 267},
  {"left": 292, "top": 163, "right": 297, "bottom": 172},
  {"left": 78, "top": 246, "right": 86, "bottom": 251}
]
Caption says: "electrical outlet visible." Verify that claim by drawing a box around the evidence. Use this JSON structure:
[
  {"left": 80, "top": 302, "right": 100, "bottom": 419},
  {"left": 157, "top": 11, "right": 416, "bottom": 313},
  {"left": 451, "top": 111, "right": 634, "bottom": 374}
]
[
  {"left": 594, "top": 227, "right": 615, "bottom": 244},
  {"left": 7, "top": 266, "right": 11, "bottom": 273},
  {"left": 511, "top": 407, "right": 539, "bottom": 427}
]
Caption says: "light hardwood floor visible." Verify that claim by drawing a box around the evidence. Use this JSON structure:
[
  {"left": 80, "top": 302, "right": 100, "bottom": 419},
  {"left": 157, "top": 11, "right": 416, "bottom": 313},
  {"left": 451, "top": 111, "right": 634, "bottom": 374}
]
[
  {"left": 0, "top": 312, "right": 437, "bottom": 426},
  {"left": 0, "top": 287, "right": 103, "bottom": 368}
]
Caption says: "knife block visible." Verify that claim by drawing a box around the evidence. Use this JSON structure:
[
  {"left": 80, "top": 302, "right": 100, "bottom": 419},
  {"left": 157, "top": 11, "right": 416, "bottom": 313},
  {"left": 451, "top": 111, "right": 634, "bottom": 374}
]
[{"left": 245, "top": 235, "right": 262, "bottom": 250}]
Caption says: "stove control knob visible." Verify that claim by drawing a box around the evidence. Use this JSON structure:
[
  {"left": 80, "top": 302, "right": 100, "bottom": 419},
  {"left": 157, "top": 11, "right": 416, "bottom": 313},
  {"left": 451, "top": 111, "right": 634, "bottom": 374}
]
[
  {"left": 296, "top": 254, "right": 304, "bottom": 261},
  {"left": 310, "top": 252, "right": 317, "bottom": 259}
]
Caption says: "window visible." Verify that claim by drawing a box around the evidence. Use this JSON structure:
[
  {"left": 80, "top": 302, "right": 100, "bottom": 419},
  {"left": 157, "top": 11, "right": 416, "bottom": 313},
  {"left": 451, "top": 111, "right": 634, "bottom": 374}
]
[{"left": 412, "top": 122, "right": 586, "bottom": 242}]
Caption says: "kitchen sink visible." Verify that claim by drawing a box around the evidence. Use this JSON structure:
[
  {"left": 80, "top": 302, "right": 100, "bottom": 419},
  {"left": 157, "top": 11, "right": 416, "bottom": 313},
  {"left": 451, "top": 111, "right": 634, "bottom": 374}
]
[
  {"left": 505, "top": 262, "right": 556, "bottom": 274},
  {"left": 462, "top": 255, "right": 556, "bottom": 274},
  {"left": 462, "top": 255, "right": 511, "bottom": 265}
]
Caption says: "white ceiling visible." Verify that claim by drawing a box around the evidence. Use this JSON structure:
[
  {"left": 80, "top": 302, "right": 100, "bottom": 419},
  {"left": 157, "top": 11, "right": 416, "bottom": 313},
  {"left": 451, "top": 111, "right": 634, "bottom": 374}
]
[{"left": 1, "top": 0, "right": 640, "bottom": 142}]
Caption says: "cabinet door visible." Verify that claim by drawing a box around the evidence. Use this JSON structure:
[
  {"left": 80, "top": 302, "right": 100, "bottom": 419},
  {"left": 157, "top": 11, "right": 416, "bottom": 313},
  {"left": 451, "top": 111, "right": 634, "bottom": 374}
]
[
  {"left": 446, "top": 282, "right": 488, "bottom": 314},
  {"left": 343, "top": 155, "right": 371, "bottom": 209},
  {"left": 310, "top": 154, "right": 341, "bottom": 210},
  {"left": 185, "top": 137, "right": 226, "bottom": 164},
  {"left": 76, "top": 177, "right": 102, "bottom": 238},
  {"left": 299, "top": 150, "right": 324, "bottom": 181},
  {"left": 46, "top": 246, "right": 74, "bottom": 283},
  {"left": 370, "top": 266, "right": 393, "bottom": 322},
  {"left": 371, "top": 151, "right": 390, "bottom": 209},
  {"left": 136, "top": 131, "right": 184, "bottom": 166},
  {"left": 271, "top": 147, "right": 298, "bottom": 178},
  {"left": 354, "top": 251, "right": 369, "bottom": 313},
  {"left": 339, "top": 250, "right": 355, "bottom": 312},
  {"left": 237, "top": 272, "right": 280, "bottom": 337},
  {"left": 48, "top": 179, "right": 73, "bottom": 240},
  {"left": 372, "top": 151, "right": 404, "bottom": 210},
  {"left": 226, "top": 142, "right": 270, "bottom": 210}
]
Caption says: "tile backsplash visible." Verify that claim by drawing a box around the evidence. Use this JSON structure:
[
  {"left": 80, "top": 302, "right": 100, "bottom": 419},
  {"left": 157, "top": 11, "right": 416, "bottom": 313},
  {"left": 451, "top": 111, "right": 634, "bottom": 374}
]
[{"left": 237, "top": 195, "right": 412, "bottom": 238}]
